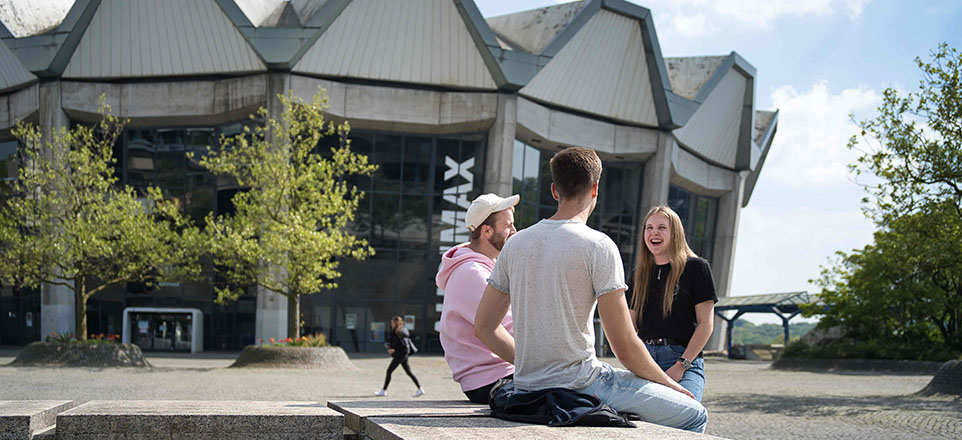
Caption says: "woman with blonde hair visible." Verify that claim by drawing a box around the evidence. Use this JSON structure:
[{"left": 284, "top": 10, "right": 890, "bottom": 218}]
[{"left": 626, "top": 206, "right": 717, "bottom": 402}]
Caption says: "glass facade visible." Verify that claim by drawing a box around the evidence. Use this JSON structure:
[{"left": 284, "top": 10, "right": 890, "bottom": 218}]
[
  {"left": 667, "top": 185, "right": 718, "bottom": 260},
  {"left": 512, "top": 140, "right": 645, "bottom": 274},
  {"left": 306, "top": 131, "right": 486, "bottom": 353}
]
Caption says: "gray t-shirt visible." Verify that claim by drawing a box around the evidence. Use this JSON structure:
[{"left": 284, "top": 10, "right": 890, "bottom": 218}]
[{"left": 487, "top": 219, "right": 627, "bottom": 391}]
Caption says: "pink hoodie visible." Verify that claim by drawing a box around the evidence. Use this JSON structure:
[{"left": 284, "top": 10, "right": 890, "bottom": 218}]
[{"left": 436, "top": 243, "right": 514, "bottom": 392}]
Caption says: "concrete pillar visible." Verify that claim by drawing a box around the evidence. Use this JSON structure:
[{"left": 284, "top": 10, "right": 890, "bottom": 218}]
[
  {"left": 640, "top": 133, "right": 672, "bottom": 213},
  {"left": 483, "top": 93, "right": 516, "bottom": 197},
  {"left": 38, "top": 80, "right": 76, "bottom": 339},
  {"left": 707, "top": 171, "right": 746, "bottom": 351},
  {"left": 254, "top": 73, "right": 292, "bottom": 342}
]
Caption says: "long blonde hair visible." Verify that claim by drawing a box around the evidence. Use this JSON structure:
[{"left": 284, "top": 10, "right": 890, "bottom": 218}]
[{"left": 630, "top": 206, "right": 695, "bottom": 326}]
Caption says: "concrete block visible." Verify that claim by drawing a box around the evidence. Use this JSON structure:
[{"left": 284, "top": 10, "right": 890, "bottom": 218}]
[
  {"left": 0, "top": 400, "right": 75, "bottom": 440},
  {"left": 363, "top": 415, "right": 726, "bottom": 440},
  {"left": 0, "top": 84, "right": 39, "bottom": 131},
  {"left": 56, "top": 401, "right": 342, "bottom": 440},
  {"left": 327, "top": 400, "right": 488, "bottom": 434}
]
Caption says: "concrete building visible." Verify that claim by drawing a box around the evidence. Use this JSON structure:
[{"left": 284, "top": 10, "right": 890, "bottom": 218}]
[{"left": 0, "top": 0, "right": 778, "bottom": 353}]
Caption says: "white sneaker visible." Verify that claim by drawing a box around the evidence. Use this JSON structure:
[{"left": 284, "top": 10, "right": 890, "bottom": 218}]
[
  {"left": 412, "top": 388, "right": 424, "bottom": 397},
  {"left": 374, "top": 389, "right": 387, "bottom": 397}
]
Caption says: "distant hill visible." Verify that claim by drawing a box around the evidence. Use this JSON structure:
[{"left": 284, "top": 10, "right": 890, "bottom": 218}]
[{"left": 732, "top": 320, "right": 816, "bottom": 345}]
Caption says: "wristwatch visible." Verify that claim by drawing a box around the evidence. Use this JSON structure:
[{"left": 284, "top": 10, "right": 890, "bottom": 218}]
[{"left": 678, "top": 357, "right": 693, "bottom": 370}]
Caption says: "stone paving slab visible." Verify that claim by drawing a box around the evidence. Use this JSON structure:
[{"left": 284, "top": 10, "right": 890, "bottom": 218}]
[
  {"left": 363, "top": 415, "right": 727, "bottom": 440},
  {"left": 56, "top": 400, "right": 342, "bottom": 440},
  {"left": 328, "top": 400, "right": 489, "bottom": 433},
  {"left": 0, "top": 400, "right": 75, "bottom": 440}
]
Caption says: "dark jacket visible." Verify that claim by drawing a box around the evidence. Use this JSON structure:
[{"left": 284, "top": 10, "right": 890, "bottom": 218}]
[
  {"left": 489, "top": 380, "right": 634, "bottom": 428},
  {"left": 387, "top": 327, "right": 417, "bottom": 358}
]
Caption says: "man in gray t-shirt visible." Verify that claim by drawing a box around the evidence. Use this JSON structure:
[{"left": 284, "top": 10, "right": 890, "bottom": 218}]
[{"left": 476, "top": 147, "right": 707, "bottom": 433}]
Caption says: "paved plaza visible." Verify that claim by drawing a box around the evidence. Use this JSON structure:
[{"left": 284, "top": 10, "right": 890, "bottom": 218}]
[{"left": 0, "top": 348, "right": 959, "bottom": 439}]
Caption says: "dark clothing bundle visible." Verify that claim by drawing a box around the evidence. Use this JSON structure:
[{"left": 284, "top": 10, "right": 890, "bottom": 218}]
[
  {"left": 488, "top": 380, "right": 635, "bottom": 428},
  {"left": 626, "top": 256, "right": 718, "bottom": 346}
]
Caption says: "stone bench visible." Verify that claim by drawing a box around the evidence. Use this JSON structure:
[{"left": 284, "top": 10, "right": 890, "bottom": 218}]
[
  {"left": 328, "top": 400, "right": 725, "bottom": 440},
  {"left": 56, "top": 400, "right": 343, "bottom": 440},
  {"left": 0, "top": 401, "right": 75, "bottom": 440}
]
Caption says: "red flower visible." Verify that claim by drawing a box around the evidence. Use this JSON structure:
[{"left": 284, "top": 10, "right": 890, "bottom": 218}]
[
  {"left": 259, "top": 338, "right": 264, "bottom": 344},
  {"left": 286, "top": 338, "right": 293, "bottom": 343},
  {"left": 269, "top": 338, "right": 275, "bottom": 343}
]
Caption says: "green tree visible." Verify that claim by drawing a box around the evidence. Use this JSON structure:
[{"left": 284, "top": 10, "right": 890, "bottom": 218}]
[
  {"left": 807, "top": 44, "right": 962, "bottom": 356},
  {"left": 198, "top": 91, "right": 376, "bottom": 339},
  {"left": 0, "top": 101, "right": 204, "bottom": 341}
]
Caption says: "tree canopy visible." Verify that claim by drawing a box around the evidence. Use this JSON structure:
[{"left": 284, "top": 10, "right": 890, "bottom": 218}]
[
  {"left": 806, "top": 44, "right": 962, "bottom": 359},
  {"left": 198, "top": 91, "right": 376, "bottom": 339},
  {"left": 0, "top": 101, "right": 204, "bottom": 340}
]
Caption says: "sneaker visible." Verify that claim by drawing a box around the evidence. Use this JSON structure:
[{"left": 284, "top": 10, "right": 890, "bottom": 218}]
[
  {"left": 374, "top": 389, "right": 387, "bottom": 397},
  {"left": 412, "top": 388, "right": 424, "bottom": 398}
]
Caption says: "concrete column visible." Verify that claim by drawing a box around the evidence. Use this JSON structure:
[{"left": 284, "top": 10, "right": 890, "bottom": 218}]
[
  {"left": 255, "top": 73, "right": 292, "bottom": 342},
  {"left": 38, "top": 80, "right": 76, "bottom": 339},
  {"left": 483, "top": 93, "right": 516, "bottom": 197},
  {"left": 640, "top": 133, "right": 672, "bottom": 213},
  {"left": 707, "top": 171, "right": 746, "bottom": 351}
]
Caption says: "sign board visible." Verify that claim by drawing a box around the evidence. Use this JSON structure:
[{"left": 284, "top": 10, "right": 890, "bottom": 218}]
[
  {"left": 138, "top": 320, "right": 149, "bottom": 334},
  {"left": 345, "top": 313, "right": 357, "bottom": 330},
  {"left": 404, "top": 315, "right": 415, "bottom": 331},
  {"left": 25, "top": 312, "right": 32, "bottom": 328},
  {"left": 369, "top": 322, "right": 385, "bottom": 343}
]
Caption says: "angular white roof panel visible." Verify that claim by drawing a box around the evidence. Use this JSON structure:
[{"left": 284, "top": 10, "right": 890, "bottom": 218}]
[
  {"left": 293, "top": 0, "right": 497, "bottom": 90},
  {"left": 0, "top": 0, "right": 74, "bottom": 37},
  {"left": 665, "top": 56, "right": 727, "bottom": 101},
  {"left": 0, "top": 40, "right": 36, "bottom": 93},
  {"left": 63, "top": 0, "right": 266, "bottom": 79},
  {"left": 519, "top": 9, "right": 658, "bottom": 127},
  {"left": 485, "top": 1, "right": 588, "bottom": 55},
  {"left": 672, "top": 68, "right": 747, "bottom": 168}
]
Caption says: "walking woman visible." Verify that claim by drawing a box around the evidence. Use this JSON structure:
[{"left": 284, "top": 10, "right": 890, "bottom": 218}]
[
  {"left": 627, "top": 206, "right": 717, "bottom": 402},
  {"left": 374, "top": 316, "right": 425, "bottom": 397}
]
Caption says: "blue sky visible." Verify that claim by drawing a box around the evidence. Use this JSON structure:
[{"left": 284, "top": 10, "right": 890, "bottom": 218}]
[{"left": 477, "top": 0, "right": 962, "bottom": 324}]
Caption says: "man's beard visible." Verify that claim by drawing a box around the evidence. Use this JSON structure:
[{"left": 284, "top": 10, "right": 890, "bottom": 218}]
[{"left": 488, "top": 230, "right": 507, "bottom": 251}]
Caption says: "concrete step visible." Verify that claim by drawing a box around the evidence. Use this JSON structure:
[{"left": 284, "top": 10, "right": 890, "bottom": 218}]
[
  {"left": 328, "top": 399, "right": 489, "bottom": 436},
  {"left": 56, "top": 400, "right": 343, "bottom": 440},
  {"left": 0, "top": 400, "right": 75, "bottom": 440}
]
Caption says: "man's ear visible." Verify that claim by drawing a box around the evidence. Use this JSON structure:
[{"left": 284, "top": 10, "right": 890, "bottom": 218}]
[
  {"left": 591, "top": 181, "right": 599, "bottom": 199},
  {"left": 551, "top": 183, "right": 560, "bottom": 201}
]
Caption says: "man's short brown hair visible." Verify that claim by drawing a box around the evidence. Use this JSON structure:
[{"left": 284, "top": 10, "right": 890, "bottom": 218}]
[
  {"left": 549, "top": 147, "right": 602, "bottom": 200},
  {"left": 469, "top": 214, "right": 497, "bottom": 241}
]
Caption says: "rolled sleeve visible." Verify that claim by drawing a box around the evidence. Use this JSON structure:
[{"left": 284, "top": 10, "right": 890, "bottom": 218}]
[
  {"left": 487, "top": 251, "right": 510, "bottom": 294},
  {"left": 592, "top": 237, "right": 627, "bottom": 298}
]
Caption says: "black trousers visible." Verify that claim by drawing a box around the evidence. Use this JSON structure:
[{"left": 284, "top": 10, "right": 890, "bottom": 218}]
[
  {"left": 463, "top": 374, "right": 513, "bottom": 404},
  {"left": 383, "top": 355, "right": 420, "bottom": 390}
]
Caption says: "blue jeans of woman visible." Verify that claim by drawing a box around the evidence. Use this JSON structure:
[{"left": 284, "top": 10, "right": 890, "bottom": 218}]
[{"left": 645, "top": 344, "right": 706, "bottom": 402}]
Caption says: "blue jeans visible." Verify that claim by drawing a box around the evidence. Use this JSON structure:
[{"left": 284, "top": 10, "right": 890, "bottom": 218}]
[
  {"left": 581, "top": 363, "right": 707, "bottom": 433},
  {"left": 645, "top": 344, "right": 706, "bottom": 402}
]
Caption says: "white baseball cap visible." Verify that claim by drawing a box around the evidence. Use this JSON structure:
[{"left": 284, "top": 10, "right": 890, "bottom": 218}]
[{"left": 465, "top": 193, "right": 520, "bottom": 232}]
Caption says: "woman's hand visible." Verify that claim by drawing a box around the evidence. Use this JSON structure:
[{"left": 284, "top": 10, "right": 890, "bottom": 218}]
[
  {"left": 666, "top": 362, "right": 685, "bottom": 382},
  {"left": 387, "top": 348, "right": 394, "bottom": 355}
]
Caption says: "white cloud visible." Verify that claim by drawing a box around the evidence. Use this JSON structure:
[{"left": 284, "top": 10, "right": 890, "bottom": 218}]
[
  {"left": 730, "top": 205, "right": 874, "bottom": 297},
  {"left": 639, "top": 0, "right": 872, "bottom": 32},
  {"left": 669, "top": 13, "right": 710, "bottom": 38},
  {"left": 764, "top": 81, "right": 880, "bottom": 190}
]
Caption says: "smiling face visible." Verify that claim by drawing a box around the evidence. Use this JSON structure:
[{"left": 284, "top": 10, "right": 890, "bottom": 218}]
[
  {"left": 487, "top": 207, "right": 517, "bottom": 252},
  {"left": 644, "top": 213, "right": 672, "bottom": 262}
]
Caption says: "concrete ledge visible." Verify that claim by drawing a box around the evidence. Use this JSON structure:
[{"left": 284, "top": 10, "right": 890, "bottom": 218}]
[
  {"left": 0, "top": 400, "right": 75, "bottom": 440},
  {"left": 771, "top": 357, "right": 944, "bottom": 375},
  {"left": 328, "top": 400, "right": 488, "bottom": 434},
  {"left": 56, "top": 401, "right": 342, "bottom": 440},
  {"left": 329, "top": 400, "right": 724, "bottom": 439},
  {"left": 364, "top": 415, "right": 723, "bottom": 440}
]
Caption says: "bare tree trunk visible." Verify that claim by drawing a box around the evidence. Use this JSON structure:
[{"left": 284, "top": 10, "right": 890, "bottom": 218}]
[
  {"left": 75, "top": 276, "right": 87, "bottom": 341},
  {"left": 288, "top": 293, "right": 300, "bottom": 340}
]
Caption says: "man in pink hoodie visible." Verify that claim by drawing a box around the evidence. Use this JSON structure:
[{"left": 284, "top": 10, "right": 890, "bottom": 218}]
[{"left": 436, "top": 193, "right": 519, "bottom": 404}]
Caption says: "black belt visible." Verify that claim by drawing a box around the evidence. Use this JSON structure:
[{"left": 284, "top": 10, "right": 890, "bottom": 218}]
[{"left": 642, "top": 337, "right": 686, "bottom": 346}]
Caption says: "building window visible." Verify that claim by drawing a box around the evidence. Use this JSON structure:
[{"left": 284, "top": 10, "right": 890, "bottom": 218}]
[
  {"left": 668, "top": 185, "right": 718, "bottom": 261},
  {"left": 0, "top": 140, "right": 21, "bottom": 200},
  {"left": 512, "top": 140, "right": 644, "bottom": 274}
]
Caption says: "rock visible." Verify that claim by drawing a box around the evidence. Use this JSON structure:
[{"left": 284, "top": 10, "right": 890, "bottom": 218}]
[
  {"left": 229, "top": 345, "right": 356, "bottom": 369},
  {"left": 917, "top": 360, "right": 962, "bottom": 396},
  {"left": 7, "top": 342, "right": 150, "bottom": 368}
]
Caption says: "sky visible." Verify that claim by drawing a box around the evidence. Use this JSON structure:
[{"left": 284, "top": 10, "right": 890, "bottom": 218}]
[{"left": 476, "top": 0, "right": 962, "bottom": 325}]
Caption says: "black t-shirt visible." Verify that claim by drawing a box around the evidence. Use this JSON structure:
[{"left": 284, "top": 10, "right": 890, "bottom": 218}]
[{"left": 625, "top": 256, "right": 718, "bottom": 346}]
